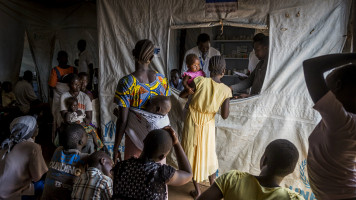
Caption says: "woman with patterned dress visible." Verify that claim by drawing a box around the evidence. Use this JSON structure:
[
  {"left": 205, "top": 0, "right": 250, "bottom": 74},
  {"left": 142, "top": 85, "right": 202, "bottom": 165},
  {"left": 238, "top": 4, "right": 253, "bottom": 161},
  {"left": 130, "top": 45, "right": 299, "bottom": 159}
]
[{"left": 113, "top": 39, "right": 170, "bottom": 163}]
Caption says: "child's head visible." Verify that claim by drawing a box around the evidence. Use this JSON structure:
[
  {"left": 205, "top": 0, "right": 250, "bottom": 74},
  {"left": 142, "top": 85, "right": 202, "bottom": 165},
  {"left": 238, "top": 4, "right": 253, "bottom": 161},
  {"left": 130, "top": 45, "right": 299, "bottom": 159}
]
[
  {"left": 326, "top": 64, "right": 356, "bottom": 113},
  {"left": 77, "top": 39, "right": 86, "bottom": 52},
  {"left": 2, "top": 81, "right": 12, "bottom": 93},
  {"left": 62, "top": 124, "right": 87, "bottom": 151},
  {"left": 260, "top": 139, "right": 299, "bottom": 178},
  {"left": 88, "top": 151, "right": 113, "bottom": 177},
  {"left": 132, "top": 39, "right": 154, "bottom": 64},
  {"left": 145, "top": 95, "right": 171, "bottom": 116},
  {"left": 208, "top": 56, "right": 226, "bottom": 76},
  {"left": 78, "top": 72, "right": 89, "bottom": 91},
  {"left": 65, "top": 97, "right": 78, "bottom": 112},
  {"left": 186, "top": 54, "right": 200, "bottom": 72},
  {"left": 170, "top": 69, "right": 181, "bottom": 86},
  {"left": 253, "top": 33, "right": 269, "bottom": 60},
  {"left": 57, "top": 51, "right": 68, "bottom": 65},
  {"left": 142, "top": 129, "right": 173, "bottom": 162}
]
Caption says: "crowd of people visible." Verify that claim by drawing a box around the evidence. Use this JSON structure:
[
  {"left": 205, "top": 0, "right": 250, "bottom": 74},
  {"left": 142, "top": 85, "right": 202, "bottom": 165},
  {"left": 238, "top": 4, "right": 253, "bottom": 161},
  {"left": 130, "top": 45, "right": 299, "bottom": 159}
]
[{"left": 0, "top": 33, "right": 355, "bottom": 200}]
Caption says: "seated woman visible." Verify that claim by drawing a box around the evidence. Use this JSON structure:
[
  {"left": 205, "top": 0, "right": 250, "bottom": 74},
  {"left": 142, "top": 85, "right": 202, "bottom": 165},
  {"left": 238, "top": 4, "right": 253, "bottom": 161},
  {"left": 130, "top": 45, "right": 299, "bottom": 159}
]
[
  {"left": 0, "top": 116, "right": 48, "bottom": 200},
  {"left": 59, "top": 74, "right": 97, "bottom": 154}
]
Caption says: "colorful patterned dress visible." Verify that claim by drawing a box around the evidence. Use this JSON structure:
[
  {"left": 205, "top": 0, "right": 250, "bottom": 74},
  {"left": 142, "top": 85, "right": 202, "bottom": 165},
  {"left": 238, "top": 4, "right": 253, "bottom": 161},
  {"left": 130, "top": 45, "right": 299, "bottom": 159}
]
[{"left": 114, "top": 72, "right": 170, "bottom": 159}]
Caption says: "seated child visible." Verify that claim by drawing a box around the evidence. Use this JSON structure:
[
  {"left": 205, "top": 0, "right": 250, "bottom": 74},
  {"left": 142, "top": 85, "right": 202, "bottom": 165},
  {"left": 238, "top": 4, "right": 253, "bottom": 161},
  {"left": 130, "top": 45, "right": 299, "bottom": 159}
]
[
  {"left": 72, "top": 151, "right": 114, "bottom": 200},
  {"left": 112, "top": 127, "right": 192, "bottom": 200},
  {"left": 1, "top": 81, "right": 16, "bottom": 108},
  {"left": 41, "top": 124, "right": 89, "bottom": 200},
  {"left": 114, "top": 95, "right": 171, "bottom": 160},
  {"left": 169, "top": 69, "right": 184, "bottom": 91},
  {"left": 303, "top": 53, "right": 356, "bottom": 199},
  {"left": 197, "top": 139, "right": 303, "bottom": 200},
  {"left": 181, "top": 53, "right": 206, "bottom": 95},
  {"left": 65, "top": 97, "right": 104, "bottom": 152}
]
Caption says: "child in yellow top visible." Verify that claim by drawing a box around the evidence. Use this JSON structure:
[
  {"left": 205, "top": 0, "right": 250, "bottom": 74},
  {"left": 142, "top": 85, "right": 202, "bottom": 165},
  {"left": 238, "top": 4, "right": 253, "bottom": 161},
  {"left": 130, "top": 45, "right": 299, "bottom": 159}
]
[{"left": 198, "top": 139, "right": 303, "bottom": 200}]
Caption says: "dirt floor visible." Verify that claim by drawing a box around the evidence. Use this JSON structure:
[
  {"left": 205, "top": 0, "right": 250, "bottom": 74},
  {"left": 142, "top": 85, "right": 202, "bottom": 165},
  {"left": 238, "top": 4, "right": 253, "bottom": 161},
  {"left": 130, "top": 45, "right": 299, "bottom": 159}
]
[{"left": 168, "top": 182, "right": 210, "bottom": 200}]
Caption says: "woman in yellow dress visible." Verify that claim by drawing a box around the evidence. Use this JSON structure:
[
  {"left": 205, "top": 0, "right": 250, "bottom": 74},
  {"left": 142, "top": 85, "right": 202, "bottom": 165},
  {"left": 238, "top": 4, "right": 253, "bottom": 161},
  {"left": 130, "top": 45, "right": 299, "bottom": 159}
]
[{"left": 181, "top": 56, "right": 232, "bottom": 198}]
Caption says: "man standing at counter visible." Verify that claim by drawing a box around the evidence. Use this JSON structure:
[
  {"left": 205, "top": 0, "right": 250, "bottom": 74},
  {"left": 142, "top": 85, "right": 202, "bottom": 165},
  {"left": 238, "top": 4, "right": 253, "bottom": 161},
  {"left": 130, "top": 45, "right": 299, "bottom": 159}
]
[
  {"left": 231, "top": 34, "right": 269, "bottom": 95},
  {"left": 182, "top": 33, "right": 220, "bottom": 77}
]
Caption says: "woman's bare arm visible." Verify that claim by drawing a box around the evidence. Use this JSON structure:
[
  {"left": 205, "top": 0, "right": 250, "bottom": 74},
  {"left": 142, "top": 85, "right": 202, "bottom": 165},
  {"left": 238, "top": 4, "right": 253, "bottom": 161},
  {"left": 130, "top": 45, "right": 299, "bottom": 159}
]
[{"left": 303, "top": 53, "right": 356, "bottom": 103}]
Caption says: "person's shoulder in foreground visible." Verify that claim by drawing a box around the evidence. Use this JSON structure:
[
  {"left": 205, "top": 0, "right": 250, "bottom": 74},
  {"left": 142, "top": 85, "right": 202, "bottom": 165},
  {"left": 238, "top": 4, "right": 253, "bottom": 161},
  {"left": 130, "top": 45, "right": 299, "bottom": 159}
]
[
  {"left": 112, "top": 127, "right": 192, "bottom": 200},
  {"left": 72, "top": 151, "right": 114, "bottom": 200},
  {"left": 198, "top": 139, "right": 303, "bottom": 200},
  {"left": 303, "top": 53, "right": 356, "bottom": 199}
]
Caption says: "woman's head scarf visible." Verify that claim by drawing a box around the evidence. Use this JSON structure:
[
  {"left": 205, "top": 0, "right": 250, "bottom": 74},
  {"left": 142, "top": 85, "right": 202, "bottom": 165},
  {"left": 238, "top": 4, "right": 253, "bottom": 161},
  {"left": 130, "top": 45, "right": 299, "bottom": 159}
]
[{"left": 1, "top": 116, "right": 37, "bottom": 159}]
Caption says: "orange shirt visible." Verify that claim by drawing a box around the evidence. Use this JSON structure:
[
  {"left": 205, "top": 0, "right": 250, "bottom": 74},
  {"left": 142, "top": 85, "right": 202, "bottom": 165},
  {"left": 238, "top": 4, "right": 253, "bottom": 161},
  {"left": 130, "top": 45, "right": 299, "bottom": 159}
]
[{"left": 48, "top": 66, "right": 77, "bottom": 87}]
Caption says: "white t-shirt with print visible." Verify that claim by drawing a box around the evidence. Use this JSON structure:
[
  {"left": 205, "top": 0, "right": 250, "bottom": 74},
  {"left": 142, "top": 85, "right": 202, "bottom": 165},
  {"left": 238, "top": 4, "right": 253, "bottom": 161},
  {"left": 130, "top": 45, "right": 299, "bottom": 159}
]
[{"left": 60, "top": 91, "right": 92, "bottom": 113}]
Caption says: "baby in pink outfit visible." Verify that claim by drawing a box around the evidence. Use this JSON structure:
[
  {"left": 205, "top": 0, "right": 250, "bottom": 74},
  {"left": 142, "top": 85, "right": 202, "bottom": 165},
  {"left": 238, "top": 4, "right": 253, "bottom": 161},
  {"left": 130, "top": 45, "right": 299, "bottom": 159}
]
[{"left": 182, "top": 53, "right": 206, "bottom": 94}]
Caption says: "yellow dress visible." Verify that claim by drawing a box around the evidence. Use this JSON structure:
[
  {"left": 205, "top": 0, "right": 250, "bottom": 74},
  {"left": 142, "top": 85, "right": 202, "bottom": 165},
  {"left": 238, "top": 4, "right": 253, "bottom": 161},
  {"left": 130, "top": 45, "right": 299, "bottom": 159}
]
[{"left": 182, "top": 76, "right": 232, "bottom": 182}]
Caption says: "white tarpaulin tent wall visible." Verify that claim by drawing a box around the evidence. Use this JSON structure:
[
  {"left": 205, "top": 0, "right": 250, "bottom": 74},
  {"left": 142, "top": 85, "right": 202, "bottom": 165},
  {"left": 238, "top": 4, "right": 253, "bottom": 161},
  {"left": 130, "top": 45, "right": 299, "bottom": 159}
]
[
  {"left": 0, "top": 0, "right": 98, "bottom": 101},
  {"left": 98, "top": 1, "right": 351, "bottom": 199}
]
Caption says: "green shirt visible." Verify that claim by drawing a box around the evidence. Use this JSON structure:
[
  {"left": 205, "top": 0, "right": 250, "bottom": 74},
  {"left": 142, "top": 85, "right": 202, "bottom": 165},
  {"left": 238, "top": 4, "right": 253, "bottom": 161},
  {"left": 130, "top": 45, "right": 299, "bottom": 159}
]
[{"left": 215, "top": 170, "right": 303, "bottom": 200}]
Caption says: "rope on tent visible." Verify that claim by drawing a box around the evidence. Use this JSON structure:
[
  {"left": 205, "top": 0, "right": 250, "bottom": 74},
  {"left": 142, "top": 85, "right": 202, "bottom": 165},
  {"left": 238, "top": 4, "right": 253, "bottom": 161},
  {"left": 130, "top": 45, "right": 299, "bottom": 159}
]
[{"left": 219, "top": 19, "right": 224, "bottom": 36}]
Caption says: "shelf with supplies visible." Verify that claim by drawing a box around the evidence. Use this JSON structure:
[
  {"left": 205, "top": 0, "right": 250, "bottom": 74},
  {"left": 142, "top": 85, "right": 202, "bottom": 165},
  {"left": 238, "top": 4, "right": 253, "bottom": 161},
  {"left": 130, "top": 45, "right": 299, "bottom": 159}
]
[
  {"left": 224, "top": 58, "right": 249, "bottom": 60},
  {"left": 213, "top": 40, "right": 253, "bottom": 42}
]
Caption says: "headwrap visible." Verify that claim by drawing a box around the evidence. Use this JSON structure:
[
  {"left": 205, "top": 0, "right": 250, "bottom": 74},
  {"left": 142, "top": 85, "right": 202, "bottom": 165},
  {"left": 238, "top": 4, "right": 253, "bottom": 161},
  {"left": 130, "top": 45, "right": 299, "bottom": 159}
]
[{"left": 1, "top": 116, "right": 37, "bottom": 159}]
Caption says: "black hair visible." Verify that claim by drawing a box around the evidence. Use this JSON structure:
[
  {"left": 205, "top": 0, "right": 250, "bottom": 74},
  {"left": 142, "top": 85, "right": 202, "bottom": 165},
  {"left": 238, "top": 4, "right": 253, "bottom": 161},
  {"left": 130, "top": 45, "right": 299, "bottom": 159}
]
[
  {"left": 186, "top": 54, "right": 199, "bottom": 67},
  {"left": 264, "top": 139, "right": 299, "bottom": 177},
  {"left": 78, "top": 39, "right": 86, "bottom": 47},
  {"left": 65, "top": 97, "right": 78, "bottom": 111},
  {"left": 87, "top": 151, "right": 111, "bottom": 168},
  {"left": 143, "top": 129, "right": 173, "bottom": 159},
  {"left": 62, "top": 123, "right": 86, "bottom": 150},
  {"left": 132, "top": 39, "right": 154, "bottom": 64},
  {"left": 208, "top": 56, "right": 226, "bottom": 75},
  {"left": 23, "top": 70, "right": 33, "bottom": 82},
  {"left": 65, "top": 73, "right": 80, "bottom": 86},
  {"left": 170, "top": 69, "right": 180, "bottom": 75},
  {"left": 78, "top": 72, "right": 88, "bottom": 78},
  {"left": 57, "top": 50, "right": 68, "bottom": 59},
  {"left": 197, "top": 33, "right": 210, "bottom": 44},
  {"left": 326, "top": 64, "right": 356, "bottom": 89},
  {"left": 254, "top": 33, "right": 269, "bottom": 47},
  {"left": 2, "top": 81, "right": 12, "bottom": 92}
]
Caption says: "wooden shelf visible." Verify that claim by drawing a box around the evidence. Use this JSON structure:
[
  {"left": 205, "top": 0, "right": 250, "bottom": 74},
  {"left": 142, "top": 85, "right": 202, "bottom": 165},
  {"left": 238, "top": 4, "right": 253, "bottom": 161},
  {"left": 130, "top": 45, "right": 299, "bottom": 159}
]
[
  {"left": 213, "top": 40, "right": 253, "bottom": 42},
  {"left": 224, "top": 58, "right": 249, "bottom": 60}
]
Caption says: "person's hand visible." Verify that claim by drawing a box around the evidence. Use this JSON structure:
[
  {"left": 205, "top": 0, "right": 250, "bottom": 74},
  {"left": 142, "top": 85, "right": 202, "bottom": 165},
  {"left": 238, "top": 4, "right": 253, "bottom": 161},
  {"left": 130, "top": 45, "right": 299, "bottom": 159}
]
[
  {"left": 187, "top": 87, "right": 194, "bottom": 95},
  {"left": 239, "top": 93, "right": 250, "bottom": 98},
  {"left": 83, "top": 117, "right": 90, "bottom": 125},
  {"left": 76, "top": 110, "right": 83, "bottom": 116},
  {"left": 113, "top": 107, "right": 119, "bottom": 117},
  {"left": 113, "top": 149, "right": 122, "bottom": 163},
  {"left": 163, "top": 126, "right": 179, "bottom": 145}
]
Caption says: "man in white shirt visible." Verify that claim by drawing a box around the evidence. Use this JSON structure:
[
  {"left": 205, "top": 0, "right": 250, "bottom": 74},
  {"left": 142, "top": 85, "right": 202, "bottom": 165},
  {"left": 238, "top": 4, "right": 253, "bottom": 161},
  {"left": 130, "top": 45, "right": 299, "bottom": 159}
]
[
  {"left": 182, "top": 33, "right": 220, "bottom": 77},
  {"left": 78, "top": 40, "right": 94, "bottom": 90},
  {"left": 14, "top": 71, "right": 39, "bottom": 114}
]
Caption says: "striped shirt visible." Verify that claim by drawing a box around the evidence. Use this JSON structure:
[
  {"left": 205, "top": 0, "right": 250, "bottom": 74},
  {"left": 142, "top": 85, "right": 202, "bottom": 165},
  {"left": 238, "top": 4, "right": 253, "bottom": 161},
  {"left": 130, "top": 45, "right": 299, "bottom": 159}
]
[{"left": 72, "top": 167, "right": 113, "bottom": 200}]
